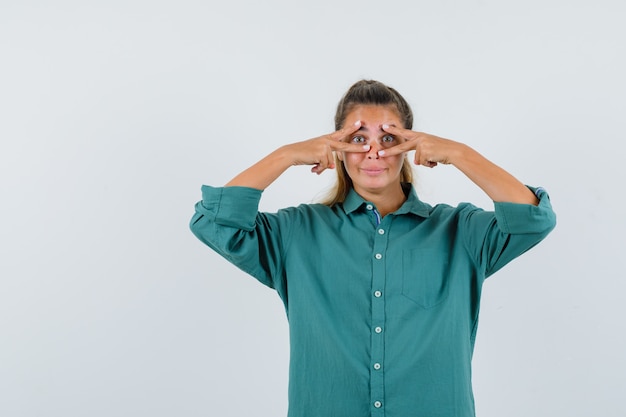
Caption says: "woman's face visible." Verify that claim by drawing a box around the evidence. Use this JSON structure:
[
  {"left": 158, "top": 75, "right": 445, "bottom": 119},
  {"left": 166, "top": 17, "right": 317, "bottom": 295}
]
[{"left": 339, "top": 105, "right": 406, "bottom": 197}]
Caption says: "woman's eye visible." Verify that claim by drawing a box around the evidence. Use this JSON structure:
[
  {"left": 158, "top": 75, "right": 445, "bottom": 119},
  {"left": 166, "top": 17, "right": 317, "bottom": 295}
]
[
  {"left": 351, "top": 135, "right": 366, "bottom": 143},
  {"left": 382, "top": 135, "right": 395, "bottom": 143}
]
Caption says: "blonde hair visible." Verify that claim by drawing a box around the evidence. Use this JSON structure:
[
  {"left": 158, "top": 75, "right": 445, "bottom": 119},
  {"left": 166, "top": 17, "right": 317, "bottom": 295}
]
[{"left": 321, "top": 80, "right": 415, "bottom": 206}]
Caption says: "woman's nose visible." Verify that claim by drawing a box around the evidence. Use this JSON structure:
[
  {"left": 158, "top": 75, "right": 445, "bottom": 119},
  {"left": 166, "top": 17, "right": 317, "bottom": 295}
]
[{"left": 366, "top": 139, "right": 381, "bottom": 159}]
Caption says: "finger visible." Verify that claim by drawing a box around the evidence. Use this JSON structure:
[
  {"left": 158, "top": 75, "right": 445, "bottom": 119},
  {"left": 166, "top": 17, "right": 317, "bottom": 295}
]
[
  {"left": 327, "top": 147, "right": 336, "bottom": 169},
  {"left": 415, "top": 152, "right": 438, "bottom": 168},
  {"left": 311, "top": 160, "right": 327, "bottom": 175},
  {"left": 329, "top": 140, "right": 371, "bottom": 153},
  {"left": 314, "top": 161, "right": 335, "bottom": 174},
  {"left": 420, "top": 160, "right": 438, "bottom": 168},
  {"left": 312, "top": 164, "right": 328, "bottom": 175},
  {"left": 328, "top": 120, "right": 362, "bottom": 142},
  {"left": 319, "top": 150, "right": 333, "bottom": 174},
  {"left": 381, "top": 123, "right": 414, "bottom": 139},
  {"left": 377, "top": 139, "right": 415, "bottom": 158},
  {"left": 312, "top": 148, "right": 335, "bottom": 175}
]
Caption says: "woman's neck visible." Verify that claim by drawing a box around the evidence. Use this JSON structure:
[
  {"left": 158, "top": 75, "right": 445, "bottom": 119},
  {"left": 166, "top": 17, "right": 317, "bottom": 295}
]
[{"left": 354, "top": 183, "right": 407, "bottom": 217}]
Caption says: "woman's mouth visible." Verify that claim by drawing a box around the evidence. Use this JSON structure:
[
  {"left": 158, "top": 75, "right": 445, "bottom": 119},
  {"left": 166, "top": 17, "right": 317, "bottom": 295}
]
[{"left": 361, "top": 168, "right": 386, "bottom": 175}]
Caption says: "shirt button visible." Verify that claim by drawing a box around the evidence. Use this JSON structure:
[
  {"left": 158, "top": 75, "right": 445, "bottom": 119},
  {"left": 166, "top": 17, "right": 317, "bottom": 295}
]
[
  {"left": 366, "top": 204, "right": 374, "bottom": 210},
  {"left": 374, "top": 401, "right": 382, "bottom": 408},
  {"left": 374, "top": 290, "right": 382, "bottom": 298},
  {"left": 378, "top": 228, "right": 385, "bottom": 235},
  {"left": 373, "top": 363, "right": 381, "bottom": 370},
  {"left": 375, "top": 253, "right": 382, "bottom": 260},
  {"left": 375, "top": 326, "right": 382, "bottom": 333}
]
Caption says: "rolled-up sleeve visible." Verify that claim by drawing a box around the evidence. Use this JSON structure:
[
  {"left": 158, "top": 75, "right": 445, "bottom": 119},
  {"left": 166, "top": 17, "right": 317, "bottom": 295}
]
[
  {"left": 460, "top": 186, "right": 556, "bottom": 278},
  {"left": 493, "top": 186, "right": 556, "bottom": 235},
  {"left": 192, "top": 185, "right": 263, "bottom": 231},
  {"left": 190, "top": 185, "right": 287, "bottom": 290}
]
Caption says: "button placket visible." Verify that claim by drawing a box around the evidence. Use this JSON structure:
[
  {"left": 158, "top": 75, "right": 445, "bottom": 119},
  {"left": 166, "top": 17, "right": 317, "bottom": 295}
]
[{"left": 370, "top": 214, "right": 389, "bottom": 414}]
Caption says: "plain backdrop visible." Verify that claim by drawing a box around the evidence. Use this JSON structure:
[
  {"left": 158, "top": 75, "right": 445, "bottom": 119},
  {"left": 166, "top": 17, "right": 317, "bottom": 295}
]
[{"left": 1, "top": 1, "right": 624, "bottom": 416}]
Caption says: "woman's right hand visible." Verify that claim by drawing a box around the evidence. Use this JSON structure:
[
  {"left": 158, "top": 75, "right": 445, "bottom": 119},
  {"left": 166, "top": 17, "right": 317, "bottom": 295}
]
[
  {"left": 225, "top": 121, "right": 370, "bottom": 189},
  {"left": 284, "top": 120, "right": 371, "bottom": 175}
]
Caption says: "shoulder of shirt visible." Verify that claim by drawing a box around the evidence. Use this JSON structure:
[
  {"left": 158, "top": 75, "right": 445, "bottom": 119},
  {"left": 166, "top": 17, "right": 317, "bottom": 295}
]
[
  {"left": 429, "top": 201, "right": 486, "bottom": 215},
  {"left": 269, "top": 202, "right": 335, "bottom": 217}
]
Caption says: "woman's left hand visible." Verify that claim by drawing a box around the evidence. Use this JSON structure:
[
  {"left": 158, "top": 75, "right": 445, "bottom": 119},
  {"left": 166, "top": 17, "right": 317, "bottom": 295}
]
[
  {"left": 377, "top": 124, "right": 461, "bottom": 168},
  {"left": 379, "top": 124, "right": 539, "bottom": 205}
]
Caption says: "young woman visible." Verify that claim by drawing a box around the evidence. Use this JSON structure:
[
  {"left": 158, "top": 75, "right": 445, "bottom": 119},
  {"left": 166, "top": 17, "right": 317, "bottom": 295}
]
[{"left": 190, "top": 80, "right": 556, "bottom": 417}]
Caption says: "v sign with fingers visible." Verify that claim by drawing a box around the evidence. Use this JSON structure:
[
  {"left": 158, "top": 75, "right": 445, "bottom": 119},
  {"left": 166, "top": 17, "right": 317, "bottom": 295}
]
[
  {"left": 225, "top": 121, "right": 370, "bottom": 190},
  {"left": 306, "top": 121, "right": 372, "bottom": 175},
  {"left": 377, "top": 125, "right": 458, "bottom": 168},
  {"left": 377, "top": 124, "right": 539, "bottom": 205}
]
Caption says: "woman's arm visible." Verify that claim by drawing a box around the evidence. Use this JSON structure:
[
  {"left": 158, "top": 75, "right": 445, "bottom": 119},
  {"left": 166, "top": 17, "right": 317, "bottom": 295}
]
[
  {"left": 379, "top": 125, "right": 539, "bottom": 205},
  {"left": 225, "top": 121, "right": 370, "bottom": 190},
  {"left": 445, "top": 143, "right": 538, "bottom": 205}
]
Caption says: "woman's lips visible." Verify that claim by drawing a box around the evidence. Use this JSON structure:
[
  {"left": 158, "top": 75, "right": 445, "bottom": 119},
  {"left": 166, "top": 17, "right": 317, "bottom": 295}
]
[{"left": 361, "top": 167, "right": 386, "bottom": 175}]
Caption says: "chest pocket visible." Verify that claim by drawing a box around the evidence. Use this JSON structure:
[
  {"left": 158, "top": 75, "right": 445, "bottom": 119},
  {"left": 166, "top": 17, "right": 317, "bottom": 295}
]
[{"left": 402, "top": 249, "right": 450, "bottom": 309}]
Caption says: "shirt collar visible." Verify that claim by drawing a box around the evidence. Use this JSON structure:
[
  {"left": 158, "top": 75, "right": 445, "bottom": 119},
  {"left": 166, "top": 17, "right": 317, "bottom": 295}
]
[{"left": 342, "top": 183, "right": 432, "bottom": 218}]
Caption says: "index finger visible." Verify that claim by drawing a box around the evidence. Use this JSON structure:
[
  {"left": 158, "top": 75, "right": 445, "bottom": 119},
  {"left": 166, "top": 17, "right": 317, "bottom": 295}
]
[
  {"left": 328, "top": 120, "right": 362, "bottom": 142},
  {"left": 381, "top": 123, "right": 413, "bottom": 138}
]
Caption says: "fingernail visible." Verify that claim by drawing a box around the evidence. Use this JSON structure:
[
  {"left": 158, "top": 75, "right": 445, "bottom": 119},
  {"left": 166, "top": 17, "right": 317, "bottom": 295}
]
[
  {"left": 354, "top": 120, "right": 361, "bottom": 126},
  {"left": 378, "top": 150, "right": 385, "bottom": 156},
  {"left": 382, "top": 124, "right": 389, "bottom": 129},
  {"left": 363, "top": 144, "right": 370, "bottom": 151}
]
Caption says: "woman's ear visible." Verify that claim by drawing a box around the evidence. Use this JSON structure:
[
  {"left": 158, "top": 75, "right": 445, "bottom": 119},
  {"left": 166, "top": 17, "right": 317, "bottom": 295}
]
[{"left": 336, "top": 152, "right": 344, "bottom": 162}]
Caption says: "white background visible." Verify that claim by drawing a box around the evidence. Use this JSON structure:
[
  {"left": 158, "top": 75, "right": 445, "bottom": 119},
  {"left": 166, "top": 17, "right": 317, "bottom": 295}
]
[{"left": 1, "top": 1, "right": 624, "bottom": 416}]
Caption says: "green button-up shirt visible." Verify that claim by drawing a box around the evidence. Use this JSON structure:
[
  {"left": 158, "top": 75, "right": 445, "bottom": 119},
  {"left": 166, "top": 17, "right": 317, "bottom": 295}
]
[{"left": 190, "top": 184, "right": 556, "bottom": 417}]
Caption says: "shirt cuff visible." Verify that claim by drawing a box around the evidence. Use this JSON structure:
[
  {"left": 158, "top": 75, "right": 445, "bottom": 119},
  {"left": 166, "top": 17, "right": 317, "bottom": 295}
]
[
  {"left": 493, "top": 186, "right": 556, "bottom": 234},
  {"left": 198, "top": 185, "right": 263, "bottom": 231}
]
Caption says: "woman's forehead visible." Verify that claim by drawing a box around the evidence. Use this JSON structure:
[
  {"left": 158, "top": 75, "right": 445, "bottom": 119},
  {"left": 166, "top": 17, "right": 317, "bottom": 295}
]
[{"left": 345, "top": 105, "right": 402, "bottom": 126}]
